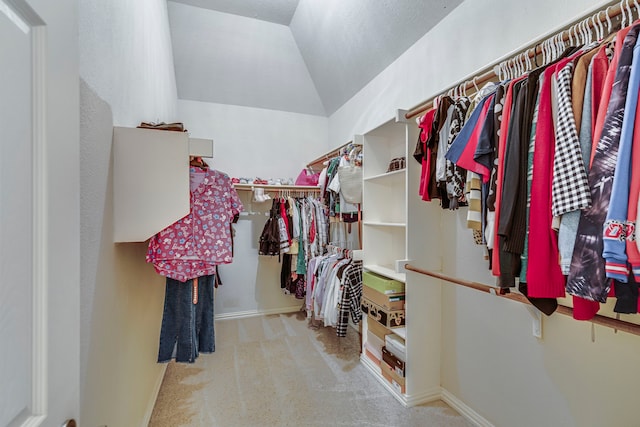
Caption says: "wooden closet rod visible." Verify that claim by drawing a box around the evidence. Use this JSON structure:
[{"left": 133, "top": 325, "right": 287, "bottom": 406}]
[
  {"left": 404, "top": 264, "right": 640, "bottom": 337},
  {"left": 405, "top": 0, "right": 627, "bottom": 120},
  {"left": 306, "top": 141, "right": 360, "bottom": 170}
]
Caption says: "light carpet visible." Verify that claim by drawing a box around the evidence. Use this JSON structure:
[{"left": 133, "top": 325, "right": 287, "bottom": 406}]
[{"left": 149, "top": 311, "right": 472, "bottom": 427}]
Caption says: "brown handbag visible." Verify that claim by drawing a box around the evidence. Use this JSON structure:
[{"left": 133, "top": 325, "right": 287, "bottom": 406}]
[{"left": 137, "top": 122, "right": 187, "bottom": 132}]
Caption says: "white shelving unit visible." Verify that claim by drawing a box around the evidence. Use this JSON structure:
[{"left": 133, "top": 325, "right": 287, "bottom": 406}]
[{"left": 360, "top": 110, "right": 443, "bottom": 407}]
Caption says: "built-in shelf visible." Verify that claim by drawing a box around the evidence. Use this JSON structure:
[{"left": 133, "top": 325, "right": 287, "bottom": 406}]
[
  {"left": 364, "top": 264, "right": 406, "bottom": 283},
  {"left": 361, "top": 352, "right": 406, "bottom": 404},
  {"left": 364, "top": 169, "right": 406, "bottom": 182},
  {"left": 113, "top": 126, "right": 214, "bottom": 243},
  {"left": 363, "top": 221, "right": 407, "bottom": 228},
  {"left": 392, "top": 327, "right": 407, "bottom": 340},
  {"left": 233, "top": 184, "right": 321, "bottom": 192}
]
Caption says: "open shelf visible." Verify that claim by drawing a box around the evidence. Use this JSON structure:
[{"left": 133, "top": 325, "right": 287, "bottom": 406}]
[
  {"left": 364, "top": 264, "right": 406, "bottom": 283},
  {"left": 363, "top": 221, "right": 406, "bottom": 227},
  {"left": 364, "top": 168, "right": 406, "bottom": 182},
  {"left": 233, "top": 183, "right": 321, "bottom": 192}
]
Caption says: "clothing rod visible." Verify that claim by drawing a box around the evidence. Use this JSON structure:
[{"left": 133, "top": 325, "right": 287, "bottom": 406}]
[
  {"left": 405, "top": 0, "right": 627, "bottom": 120},
  {"left": 306, "top": 141, "right": 360, "bottom": 170},
  {"left": 404, "top": 264, "right": 640, "bottom": 338}
]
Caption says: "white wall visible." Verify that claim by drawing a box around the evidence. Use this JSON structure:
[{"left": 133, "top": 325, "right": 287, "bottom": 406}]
[
  {"left": 169, "top": 2, "right": 325, "bottom": 116},
  {"left": 178, "top": 99, "right": 330, "bottom": 316},
  {"left": 78, "top": 0, "right": 178, "bottom": 425},
  {"left": 79, "top": 0, "right": 178, "bottom": 126},
  {"left": 327, "top": 0, "right": 640, "bottom": 426}
]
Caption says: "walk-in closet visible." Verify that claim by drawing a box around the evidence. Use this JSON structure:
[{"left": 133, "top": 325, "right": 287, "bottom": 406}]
[{"left": 4, "top": 1, "right": 640, "bottom": 427}]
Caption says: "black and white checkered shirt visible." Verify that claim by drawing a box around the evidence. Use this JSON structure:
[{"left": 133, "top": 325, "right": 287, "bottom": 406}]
[
  {"left": 552, "top": 61, "right": 592, "bottom": 217},
  {"left": 336, "top": 260, "right": 363, "bottom": 337}
]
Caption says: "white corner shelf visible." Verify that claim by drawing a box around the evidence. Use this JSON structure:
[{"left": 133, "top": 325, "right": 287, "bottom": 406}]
[
  {"left": 360, "top": 109, "right": 441, "bottom": 406},
  {"left": 392, "top": 327, "right": 407, "bottom": 340},
  {"left": 364, "top": 168, "right": 407, "bottom": 182},
  {"left": 112, "top": 126, "right": 213, "bottom": 243},
  {"left": 363, "top": 221, "right": 407, "bottom": 228},
  {"left": 364, "top": 264, "right": 406, "bottom": 283}
]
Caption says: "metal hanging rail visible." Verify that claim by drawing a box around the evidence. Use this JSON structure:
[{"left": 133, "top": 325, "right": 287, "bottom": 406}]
[
  {"left": 405, "top": 0, "right": 629, "bottom": 120},
  {"left": 404, "top": 264, "right": 640, "bottom": 338}
]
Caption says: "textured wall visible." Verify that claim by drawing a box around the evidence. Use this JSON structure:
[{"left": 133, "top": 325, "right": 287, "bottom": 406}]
[
  {"left": 78, "top": 0, "right": 178, "bottom": 424},
  {"left": 169, "top": 2, "right": 325, "bottom": 116},
  {"left": 79, "top": 0, "right": 178, "bottom": 126}
]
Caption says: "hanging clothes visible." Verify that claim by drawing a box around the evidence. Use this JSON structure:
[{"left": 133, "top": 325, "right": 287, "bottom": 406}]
[
  {"left": 305, "top": 250, "right": 362, "bottom": 337},
  {"left": 568, "top": 23, "right": 640, "bottom": 303},
  {"left": 157, "top": 275, "right": 215, "bottom": 363},
  {"left": 336, "top": 260, "right": 363, "bottom": 337},
  {"left": 148, "top": 166, "right": 243, "bottom": 364},
  {"left": 147, "top": 167, "right": 243, "bottom": 282}
]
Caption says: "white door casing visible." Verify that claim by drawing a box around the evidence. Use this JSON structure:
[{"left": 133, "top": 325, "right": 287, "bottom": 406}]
[{"left": 0, "top": 0, "right": 79, "bottom": 426}]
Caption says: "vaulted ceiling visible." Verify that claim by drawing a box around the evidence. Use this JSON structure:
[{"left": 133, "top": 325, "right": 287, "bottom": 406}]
[{"left": 168, "top": 0, "right": 463, "bottom": 116}]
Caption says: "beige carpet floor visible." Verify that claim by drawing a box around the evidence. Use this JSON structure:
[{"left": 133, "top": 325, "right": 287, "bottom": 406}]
[{"left": 149, "top": 311, "right": 472, "bottom": 427}]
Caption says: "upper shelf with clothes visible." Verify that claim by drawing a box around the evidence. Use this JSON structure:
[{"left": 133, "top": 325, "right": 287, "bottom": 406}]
[
  {"left": 306, "top": 140, "right": 362, "bottom": 172},
  {"left": 112, "top": 126, "right": 214, "bottom": 243},
  {"left": 233, "top": 184, "right": 321, "bottom": 192}
]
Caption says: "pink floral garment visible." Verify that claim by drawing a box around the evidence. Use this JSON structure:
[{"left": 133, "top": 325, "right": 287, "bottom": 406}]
[{"left": 146, "top": 168, "right": 243, "bottom": 282}]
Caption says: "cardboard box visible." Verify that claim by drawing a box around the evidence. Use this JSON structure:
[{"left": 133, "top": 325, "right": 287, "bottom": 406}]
[
  {"left": 381, "top": 361, "right": 406, "bottom": 394},
  {"left": 361, "top": 297, "right": 405, "bottom": 329},
  {"left": 382, "top": 346, "right": 405, "bottom": 377},
  {"left": 363, "top": 271, "right": 405, "bottom": 294},
  {"left": 367, "top": 316, "right": 392, "bottom": 341},
  {"left": 363, "top": 284, "right": 405, "bottom": 311}
]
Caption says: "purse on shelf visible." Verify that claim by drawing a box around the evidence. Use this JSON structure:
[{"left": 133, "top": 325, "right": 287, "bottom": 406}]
[
  {"left": 387, "top": 157, "right": 406, "bottom": 172},
  {"left": 295, "top": 168, "right": 320, "bottom": 186},
  {"left": 137, "top": 122, "right": 187, "bottom": 132}
]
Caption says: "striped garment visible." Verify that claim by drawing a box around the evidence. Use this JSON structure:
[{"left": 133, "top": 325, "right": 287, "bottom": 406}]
[
  {"left": 336, "top": 260, "right": 363, "bottom": 338},
  {"left": 552, "top": 61, "right": 592, "bottom": 217}
]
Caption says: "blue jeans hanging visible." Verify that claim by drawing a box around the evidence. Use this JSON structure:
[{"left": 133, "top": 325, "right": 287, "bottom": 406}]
[{"left": 157, "top": 274, "right": 215, "bottom": 363}]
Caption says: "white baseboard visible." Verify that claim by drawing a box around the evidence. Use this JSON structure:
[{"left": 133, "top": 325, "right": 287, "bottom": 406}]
[
  {"left": 359, "top": 355, "right": 493, "bottom": 427},
  {"left": 141, "top": 363, "right": 167, "bottom": 427},
  {"left": 441, "top": 388, "right": 495, "bottom": 427},
  {"left": 215, "top": 305, "right": 302, "bottom": 321},
  {"left": 404, "top": 387, "right": 441, "bottom": 407}
]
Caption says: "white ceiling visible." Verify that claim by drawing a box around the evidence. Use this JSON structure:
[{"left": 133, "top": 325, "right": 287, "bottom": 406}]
[
  {"left": 168, "top": 0, "right": 463, "bottom": 115},
  {"left": 170, "top": 0, "right": 301, "bottom": 25}
]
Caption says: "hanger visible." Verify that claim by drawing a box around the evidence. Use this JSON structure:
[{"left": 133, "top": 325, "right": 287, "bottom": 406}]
[
  {"left": 605, "top": 6, "right": 613, "bottom": 35},
  {"left": 621, "top": 0, "right": 628, "bottom": 28},
  {"left": 189, "top": 156, "right": 208, "bottom": 170},
  {"left": 596, "top": 12, "right": 605, "bottom": 40},
  {"left": 588, "top": 15, "right": 599, "bottom": 43}
]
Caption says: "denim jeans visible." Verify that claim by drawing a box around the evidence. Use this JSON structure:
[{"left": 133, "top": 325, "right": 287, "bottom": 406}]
[{"left": 158, "top": 274, "right": 215, "bottom": 363}]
